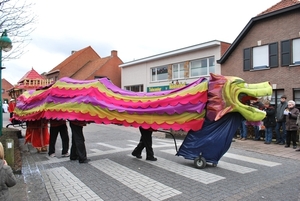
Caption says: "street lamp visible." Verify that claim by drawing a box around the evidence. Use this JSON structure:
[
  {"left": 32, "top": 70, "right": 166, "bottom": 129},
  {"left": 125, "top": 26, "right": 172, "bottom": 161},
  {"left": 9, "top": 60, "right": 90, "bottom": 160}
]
[{"left": 0, "top": 29, "right": 12, "bottom": 136}]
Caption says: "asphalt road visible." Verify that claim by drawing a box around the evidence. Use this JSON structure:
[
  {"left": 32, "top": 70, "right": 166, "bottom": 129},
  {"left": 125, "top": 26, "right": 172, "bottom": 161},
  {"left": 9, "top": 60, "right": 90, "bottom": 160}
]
[{"left": 4, "top": 113, "right": 300, "bottom": 201}]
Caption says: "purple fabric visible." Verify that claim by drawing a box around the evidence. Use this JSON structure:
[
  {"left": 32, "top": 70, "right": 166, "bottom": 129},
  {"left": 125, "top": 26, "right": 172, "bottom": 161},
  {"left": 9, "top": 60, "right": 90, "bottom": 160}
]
[
  {"left": 17, "top": 96, "right": 206, "bottom": 115},
  {"left": 100, "top": 77, "right": 207, "bottom": 97}
]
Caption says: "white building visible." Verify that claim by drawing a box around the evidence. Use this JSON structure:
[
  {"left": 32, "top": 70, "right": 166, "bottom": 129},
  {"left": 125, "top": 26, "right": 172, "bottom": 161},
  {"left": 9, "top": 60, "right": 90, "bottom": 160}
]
[{"left": 120, "top": 40, "right": 230, "bottom": 92}]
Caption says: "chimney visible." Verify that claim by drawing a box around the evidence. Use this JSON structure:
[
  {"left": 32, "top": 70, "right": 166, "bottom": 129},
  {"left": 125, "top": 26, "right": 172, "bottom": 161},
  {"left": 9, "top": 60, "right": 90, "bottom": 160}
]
[
  {"left": 71, "top": 50, "right": 77, "bottom": 55},
  {"left": 111, "top": 50, "right": 117, "bottom": 57}
]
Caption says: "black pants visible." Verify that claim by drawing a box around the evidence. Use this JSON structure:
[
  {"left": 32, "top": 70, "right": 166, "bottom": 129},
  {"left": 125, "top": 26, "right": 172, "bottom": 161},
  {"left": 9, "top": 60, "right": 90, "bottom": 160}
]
[
  {"left": 69, "top": 122, "right": 87, "bottom": 162},
  {"left": 286, "top": 130, "right": 297, "bottom": 146},
  {"left": 48, "top": 124, "right": 69, "bottom": 155},
  {"left": 132, "top": 127, "right": 154, "bottom": 158}
]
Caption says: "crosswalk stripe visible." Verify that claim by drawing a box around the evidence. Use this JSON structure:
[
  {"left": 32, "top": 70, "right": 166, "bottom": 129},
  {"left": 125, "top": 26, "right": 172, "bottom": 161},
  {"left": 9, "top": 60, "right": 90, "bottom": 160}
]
[
  {"left": 91, "top": 159, "right": 182, "bottom": 201},
  {"left": 223, "top": 153, "right": 281, "bottom": 167},
  {"left": 97, "top": 142, "right": 122, "bottom": 150},
  {"left": 138, "top": 155, "right": 225, "bottom": 184},
  {"left": 161, "top": 149, "right": 259, "bottom": 174},
  {"left": 217, "top": 161, "right": 257, "bottom": 174},
  {"left": 41, "top": 167, "right": 103, "bottom": 201}
]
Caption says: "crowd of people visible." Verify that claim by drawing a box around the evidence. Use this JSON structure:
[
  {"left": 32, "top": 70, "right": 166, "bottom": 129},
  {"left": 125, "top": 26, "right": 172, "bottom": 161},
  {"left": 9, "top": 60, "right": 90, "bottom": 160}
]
[{"left": 236, "top": 95, "right": 300, "bottom": 151}]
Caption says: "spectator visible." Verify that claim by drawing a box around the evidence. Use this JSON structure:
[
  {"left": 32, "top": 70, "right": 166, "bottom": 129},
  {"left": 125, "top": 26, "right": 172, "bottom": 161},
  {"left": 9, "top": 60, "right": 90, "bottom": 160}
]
[
  {"left": 0, "top": 142, "right": 17, "bottom": 201},
  {"left": 275, "top": 95, "right": 288, "bottom": 145},
  {"left": 251, "top": 99, "right": 264, "bottom": 141},
  {"left": 8, "top": 99, "right": 16, "bottom": 118},
  {"left": 296, "top": 114, "right": 300, "bottom": 151},
  {"left": 239, "top": 120, "right": 248, "bottom": 140},
  {"left": 2, "top": 101, "right": 8, "bottom": 113},
  {"left": 262, "top": 100, "right": 276, "bottom": 144},
  {"left": 284, "top": 100, "right": 299, "bottom": 149}
]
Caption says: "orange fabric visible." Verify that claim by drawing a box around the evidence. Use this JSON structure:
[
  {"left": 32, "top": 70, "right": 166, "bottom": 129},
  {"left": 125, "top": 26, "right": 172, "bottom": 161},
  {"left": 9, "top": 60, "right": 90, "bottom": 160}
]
[
  {"left": 8, "top": 102, "right": 16, "bottom": 113},
  {"left": 25, "top": 120, "right": 50, "bottom": 148}
]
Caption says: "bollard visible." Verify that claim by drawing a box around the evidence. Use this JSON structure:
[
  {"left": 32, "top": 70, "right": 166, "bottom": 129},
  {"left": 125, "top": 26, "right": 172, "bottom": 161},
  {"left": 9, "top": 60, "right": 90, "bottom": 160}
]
[{"left": 5, "top": 138, "right": 14, "bottom": 167}]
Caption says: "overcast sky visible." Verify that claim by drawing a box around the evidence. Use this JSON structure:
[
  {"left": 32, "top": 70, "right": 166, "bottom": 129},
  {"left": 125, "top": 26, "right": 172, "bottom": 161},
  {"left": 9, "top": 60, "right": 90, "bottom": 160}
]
[{"left": 3, "top": 0, "right": 280, "bottom": 85}]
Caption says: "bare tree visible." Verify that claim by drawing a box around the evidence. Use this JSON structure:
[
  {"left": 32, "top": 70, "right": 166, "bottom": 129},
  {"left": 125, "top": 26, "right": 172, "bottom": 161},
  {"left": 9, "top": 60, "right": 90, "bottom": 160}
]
[{"left": 0, "top": 0, "right": 36, "bottom": 60}]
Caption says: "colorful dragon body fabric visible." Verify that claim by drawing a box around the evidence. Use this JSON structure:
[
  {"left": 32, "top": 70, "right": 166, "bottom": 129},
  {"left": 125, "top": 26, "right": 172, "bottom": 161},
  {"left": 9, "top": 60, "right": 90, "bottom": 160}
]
[{"left": 14, "top": 73, "right": 272, "bottom": 132}]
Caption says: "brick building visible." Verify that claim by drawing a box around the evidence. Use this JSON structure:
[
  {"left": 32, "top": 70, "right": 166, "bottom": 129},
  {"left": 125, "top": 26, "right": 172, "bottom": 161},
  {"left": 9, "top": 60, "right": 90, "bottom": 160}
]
[
  {"left": 46, "top": 46, "right": 123, "bottom": 87},
  {"left": 218, "top": 0, "right": 300, "bottom": 108}
]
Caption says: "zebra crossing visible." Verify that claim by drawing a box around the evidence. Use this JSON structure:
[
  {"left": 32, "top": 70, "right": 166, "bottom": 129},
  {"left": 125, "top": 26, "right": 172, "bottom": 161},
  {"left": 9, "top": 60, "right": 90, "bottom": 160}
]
[{"left": 40, "top": 138, "right": 282, "bottom": 201}]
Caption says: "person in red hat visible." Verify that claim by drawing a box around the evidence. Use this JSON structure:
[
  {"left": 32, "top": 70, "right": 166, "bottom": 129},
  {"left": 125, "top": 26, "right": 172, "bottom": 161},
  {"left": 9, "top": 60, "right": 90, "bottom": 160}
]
[{"left": 8, "top": 99, "right": 16, "bottom": 118}]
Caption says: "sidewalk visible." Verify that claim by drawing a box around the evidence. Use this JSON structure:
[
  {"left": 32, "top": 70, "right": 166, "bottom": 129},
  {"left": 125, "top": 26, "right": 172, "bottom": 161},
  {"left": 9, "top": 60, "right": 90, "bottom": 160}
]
[
  {"left": 231, "top": 137, "right": 300, "bottom": 161},
  {"left": 9, "top": 133, "right": 300, "bottom": 200}
]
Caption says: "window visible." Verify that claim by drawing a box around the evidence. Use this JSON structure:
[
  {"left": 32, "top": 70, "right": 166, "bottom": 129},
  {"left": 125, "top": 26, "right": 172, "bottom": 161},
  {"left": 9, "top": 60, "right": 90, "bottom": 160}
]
[
  {"left": 281, "top": 38, "right": 300, "bottom": 66},
  {"left": 151, "top": 66, "right": 168, "bottom": 82},
  {"left": 253, "top": 45, "right": 268, "bottom": 69},
  {"left": 190, "top": 56, "right": 215, "bottom": 77},
  {"left": 172, "top": 63, "right": 184, "bottom": 79},
  {"left": 293, "top": 39, "right": 300, "bottom": 65},
  {"left": 243, "top": 42, "right": 278, "bottom": 71},
  {"left": 270, "top": 89, "right": 284, "bottom": 106},
  {"left": 125, "top": 85, "right": 143, "bottom": 92},
  {"left": 294, "top": 88, "right": 300, "bottom": 105}
]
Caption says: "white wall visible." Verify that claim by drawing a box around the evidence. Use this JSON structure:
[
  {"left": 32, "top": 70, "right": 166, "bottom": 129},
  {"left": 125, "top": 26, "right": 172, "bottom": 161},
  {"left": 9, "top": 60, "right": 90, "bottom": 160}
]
[{"left": 121, "top": 44, "right": 222, "bottom": 91}]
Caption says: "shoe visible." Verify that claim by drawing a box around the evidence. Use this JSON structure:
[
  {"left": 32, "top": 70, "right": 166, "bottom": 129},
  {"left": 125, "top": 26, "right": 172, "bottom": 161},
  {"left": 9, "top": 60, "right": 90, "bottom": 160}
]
[
  {"left": 62, "top": 153, "right": 70, "bottom": 157},
  {"left": 79, "top": 159, "right": 91, "bottom": 164},
  {"left": 49, "top": 153, "right": 56, "bottom": 157},
  {"left": 131, "top": 152, "right": 142, "bottom": 159},
  {"left": 254, "top": 139, "right": 260, "bottom": 141},
  {"left": 70, "top": 157, "right": 78, "bottom": 161},
  {"left": 264, "top": 142, "right": 270, "bottom": 144},
  {"left": 295, "top": 148, "right": 300, "bottom": 151},
  {"left": 293, "top": 146, "right": 297, "bottom": 149},
  {"left": 284, "top": 145, "right": 290, "bottom": 148},
  {"left": 41, "top": 147, "right": 48, "bottom": 152},
  {"left": 278, "top": 142, "right": 284, "bottom": 145},
  {"left": 241, "top": 138, "right": 246, "bottom": 141},
  {"left": 146, "top": 157, "right": 157, "bottom": 161},
  {"left": 275, "top": 141, "right": 280, "bottom": 144}
]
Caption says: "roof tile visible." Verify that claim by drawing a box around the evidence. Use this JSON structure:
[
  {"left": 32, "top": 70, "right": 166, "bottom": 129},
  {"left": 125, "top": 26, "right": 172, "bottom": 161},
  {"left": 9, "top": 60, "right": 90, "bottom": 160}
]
[
  {"left": 18, "top": 68, "right": 45, "bottom": 83},
  {"left": 258, "top": 0, "right": 300, "bottom": 15}
]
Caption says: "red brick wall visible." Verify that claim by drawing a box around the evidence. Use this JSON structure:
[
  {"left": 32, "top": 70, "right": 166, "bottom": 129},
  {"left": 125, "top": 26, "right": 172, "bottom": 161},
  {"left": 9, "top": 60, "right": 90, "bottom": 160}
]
[
  {"left": 221, "top": 11, "right": 300, "bottom": 99},
  {"left": 87, "top": 51, "right": 122, "bottom": 87},
  {"left": 2, "top": 79, "right": 13, "bottom": 102}
]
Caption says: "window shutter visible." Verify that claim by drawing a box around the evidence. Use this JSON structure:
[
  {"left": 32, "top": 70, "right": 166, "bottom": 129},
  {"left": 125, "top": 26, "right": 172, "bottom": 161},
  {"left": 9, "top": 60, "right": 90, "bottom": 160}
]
[
  {"left": 269, "top": 42, "right": 278, "bottom": 68},
  {"left": 243, "top": 48, "right": 251, "bottom": 71},
  {"left": 281, "top": 40, "right": 291, "bottom": 66}
]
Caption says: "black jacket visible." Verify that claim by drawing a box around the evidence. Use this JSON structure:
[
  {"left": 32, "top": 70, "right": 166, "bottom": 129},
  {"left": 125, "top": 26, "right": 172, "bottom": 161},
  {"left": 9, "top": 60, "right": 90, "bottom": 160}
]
[{"left": 263, "top": 106, "right": 276, "bottom": 127}]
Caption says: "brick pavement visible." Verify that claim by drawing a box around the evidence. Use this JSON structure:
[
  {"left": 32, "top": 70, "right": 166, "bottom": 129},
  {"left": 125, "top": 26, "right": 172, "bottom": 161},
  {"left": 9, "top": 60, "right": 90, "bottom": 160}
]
[
  {"left": 4, "top": 110, "right": 299, "bottom": 201},
  {"left": 8, "top": 133, "right": 299, "bottom": 201}
]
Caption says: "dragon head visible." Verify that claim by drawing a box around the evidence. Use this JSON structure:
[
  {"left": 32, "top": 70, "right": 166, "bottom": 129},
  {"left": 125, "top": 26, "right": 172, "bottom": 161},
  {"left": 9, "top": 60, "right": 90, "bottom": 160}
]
[{"left": 206, "top": 73, "right": 272, "bottom": 122}]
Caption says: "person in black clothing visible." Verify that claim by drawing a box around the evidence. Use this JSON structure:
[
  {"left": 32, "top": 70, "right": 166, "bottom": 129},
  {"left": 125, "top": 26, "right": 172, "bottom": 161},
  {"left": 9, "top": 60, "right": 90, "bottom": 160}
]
[
  {"left": 69, "top": 121, "right": 90, "bottom": 163},
  {"left": 48, "top": 119, "right": 70, "bottom": 157},
  {"left": 275, "top": 95, "right": 288, "bottom": 145},
  {"left": 132, "top": 127, "right": 157, "bottom": 161},
  {"left": 262, "top": 100, "right": 276, "bottom": 144}
]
